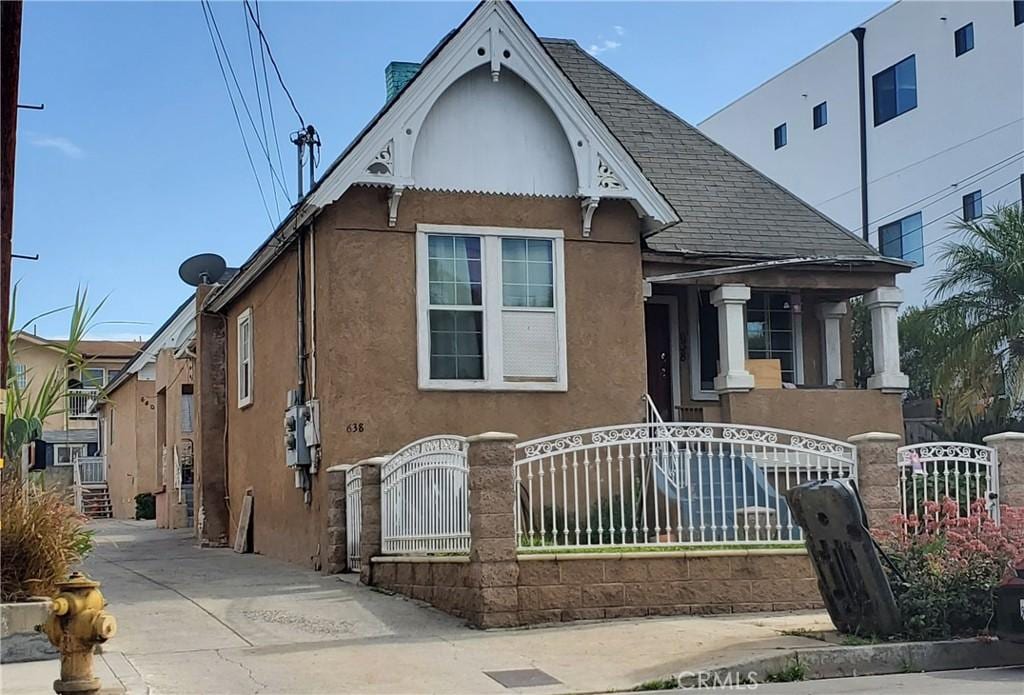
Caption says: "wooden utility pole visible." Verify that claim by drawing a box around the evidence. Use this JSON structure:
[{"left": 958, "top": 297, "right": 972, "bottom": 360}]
[{"left": 1, "top": 0, "right": 24, "bottom": 468}]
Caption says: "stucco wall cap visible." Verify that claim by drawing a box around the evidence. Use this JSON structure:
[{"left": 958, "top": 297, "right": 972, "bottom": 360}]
[
  {"left": 848, "top": 432, "right": 902, "bottom": 443},
  {"left": 355, "top": 456, "right": 390, "bottom": 467},
  {"left": 983, "top": 432, "right": 1024, "bottom": 444},
  {"left": 325, "top": 464, "right": 355, "bottom": 473},
  {"left": 466, "top": 432, "right": 518, "bottom": 443}
]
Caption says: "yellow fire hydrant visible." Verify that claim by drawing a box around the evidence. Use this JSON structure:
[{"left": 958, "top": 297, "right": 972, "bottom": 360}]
[{"left": 38, "top": 572, "right": 117, "bottom": 695}]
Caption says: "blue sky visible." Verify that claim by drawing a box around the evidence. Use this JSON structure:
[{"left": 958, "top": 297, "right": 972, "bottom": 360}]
[{"left": 14, "top": 0, "right": 888, "bottom": 339}]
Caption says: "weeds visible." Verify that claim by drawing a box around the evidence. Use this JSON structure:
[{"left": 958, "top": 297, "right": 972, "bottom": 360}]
[{"left": 763, "top": 657, "right": 807, "bottom": 683}]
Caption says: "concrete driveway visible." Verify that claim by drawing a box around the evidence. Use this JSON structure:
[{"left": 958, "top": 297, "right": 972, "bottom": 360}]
[{"left": 4, "top": 520, "right": 832, "bottom": 694}]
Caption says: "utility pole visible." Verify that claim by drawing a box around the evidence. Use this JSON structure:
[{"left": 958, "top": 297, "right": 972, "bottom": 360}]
[
  {"left": 1, "top": 0, "right": 24, "bottom": 472},
  {"left": 290, "top": 124, "right": 319, "bottom": 202}
]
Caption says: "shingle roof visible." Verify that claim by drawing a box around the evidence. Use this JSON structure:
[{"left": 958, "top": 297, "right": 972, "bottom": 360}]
[{"left": 541, "top": 39, "right": 879, "bottom": 259}]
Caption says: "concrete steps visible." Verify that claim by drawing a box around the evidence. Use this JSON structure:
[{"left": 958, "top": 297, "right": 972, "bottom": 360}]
[{"left": 81, "top": 486, "right": 112, "bottom": 519}]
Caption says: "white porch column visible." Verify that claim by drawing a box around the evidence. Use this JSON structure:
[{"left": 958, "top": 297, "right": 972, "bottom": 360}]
[
  {"left": 865, "top": 286, "right": 909, "bottom": 391},
  {"left": 817, "top": 301, "right": 847, "bottom": 386},
  {"left": 711, "top": 284, "right": 754, "bottom": 393}
]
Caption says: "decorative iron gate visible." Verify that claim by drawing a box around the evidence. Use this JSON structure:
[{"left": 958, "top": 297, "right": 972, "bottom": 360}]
[
  {"left": 381, "top": 435, "right": 470, "bottom": 554},
  {"left": 514, "top": 422, "right": 857, "bottom": 548},
  {"left": 897, "top": 442, "right": 999, "bottom": 523},
  {"left": 345, "top": 466, "right": 362, "bottom": 571}
]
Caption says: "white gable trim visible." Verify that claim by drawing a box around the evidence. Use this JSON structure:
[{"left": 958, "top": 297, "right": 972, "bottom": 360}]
[{"left": 307, "top": 0, "right": 676, "bottom": 227}]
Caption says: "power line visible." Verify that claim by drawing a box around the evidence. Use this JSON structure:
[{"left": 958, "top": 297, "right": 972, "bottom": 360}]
[
  {"left": 200, "top": 0, "right": 274, "bottom": 228},
  {"left": 204, "top": 0, "right": 290, "bottom": 204},
  {"left": 254, "top": 0, "right": 289, "bottom": 206},
  {"left": 243, "top": 0, "right": 304, "bottom": 128},
  {"left": 813, "top": 117, "right": 1024, "bottom": 207},
  {"left": 243, "top": 0, "right": 281, "bottom": 217},
  {"left": 893, "top": 178, "right": 1023, "bottom": 260},
  {"left": 860, "top": 151, "right": 1024, "bottom": 239}
]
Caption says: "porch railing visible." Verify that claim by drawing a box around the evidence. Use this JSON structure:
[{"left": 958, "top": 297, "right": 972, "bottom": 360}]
[
  {"left": 514, "top": 422, "right": 857, "bottom": 549},
  {"left": 67, "top": 388, "right": 99, "bottom": 419},
  {"left": 77, "top": 456, "right": 106, "bottom": 485}
]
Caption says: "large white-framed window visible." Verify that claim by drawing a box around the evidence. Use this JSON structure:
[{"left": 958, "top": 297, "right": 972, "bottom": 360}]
[
  {"left": 416, "top": 224, "right": 567, "bottom": 391},
  {"left": 13, "top": 362, "right": 27, "bottom": 390},
  {"left": 237, "top": 308, "right": 254, "bottom": 408}
]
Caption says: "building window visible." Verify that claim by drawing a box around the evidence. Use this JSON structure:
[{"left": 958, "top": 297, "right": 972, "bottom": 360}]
[
  {"left": 873, "top": 55, "right": 917, "bottom": 125},
  {"left": 106, "top": 369, "right": 120, "bottom": 386},
  {"left": 954, "top": 23, "right": 974, "bottom": 56},
  {"left": 1016, "top": 0, "right": 1024, "bottom": 26},
  {"left": 812, "top": 102, "right": 828, "bottom": 129},
  {"left": 237, "top": 308, "right": 253, "bottom": 407},
  {"left": 746, "top": 292, "right": 799, "bottom": 385},
  {"left": 963, "top": 190, "right": 983, "bottom": 221},
  {"left": 879, "top": 212, "right": 925, "bottom": 265},
  {"left": 78, "top": 368, "right": 105, "bottom": 389},
  {"left": 181, "top": 385, "right": 194, "bottom": 433},
  {"left": 55, "top": 444, "right": 88, "bottom": 466},
  {"left": 690, "top": 289, "right": 720, "bottom": 399},
  {"left": 417, "top": 225, "right": 566, "bottom": 391},
  {"left": 773, "top": 123, "right": 787, "bottom": 149},
  {"left": 13, "top": 362, "right": 26, "bottom": 390}
]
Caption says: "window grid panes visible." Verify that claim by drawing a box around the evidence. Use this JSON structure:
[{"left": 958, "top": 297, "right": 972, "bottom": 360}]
[
  {"left": 962, "top": 190, "right": 983, "bottom": 221},
  {"left": 13, "top": 363, "right": 26, "bottom": 389},
  {"left": 773, "top": 123, "right": 787, "bottom": 149},
  {"left": 954, "top": 23, "right": 974, "bottom": 56},
  {"left": 80, "top": 368, "right": 104, "bottom": 389},
  {"left": 238, "top": 313, "right": 252, "bottom": 403},
  {"left": 879, "top": 212, "right": 925, "bottom": 266},
  {"left": 746, "top": 292, "right": 796, "bottom": 384},
  {"left": 501, "top": 238, "right": 553, "bottom": 308},
  {"left": 813, "top": 102, "right": 827, "bottom": 129},
  {"left": 873, "top": 55, "right": 917, "bottom": 125},
  {"left": 427, "top": 234, "right": 484, "bottom": 380}
]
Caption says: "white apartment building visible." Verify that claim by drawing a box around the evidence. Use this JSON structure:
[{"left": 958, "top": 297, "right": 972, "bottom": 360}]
[{"left": 700, "top": 0, "right": 1024, "bottom": 308}]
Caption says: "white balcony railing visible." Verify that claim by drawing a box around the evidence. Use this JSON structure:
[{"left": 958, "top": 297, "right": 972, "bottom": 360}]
[{"left": 67, "top": 388, "right": 99, "bottom": 419}]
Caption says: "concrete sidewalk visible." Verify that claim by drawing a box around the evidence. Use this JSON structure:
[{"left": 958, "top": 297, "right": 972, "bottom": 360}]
[{"left": 1, "top": 520, "right": 833, "bottom": 694}]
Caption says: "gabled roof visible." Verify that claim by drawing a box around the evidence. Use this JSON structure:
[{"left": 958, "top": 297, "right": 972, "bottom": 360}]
[
  {"left": 104, "top": 294, "right": 197, "bottom": 397},
  {"left": 66, "top": 340, "right": 145, "bottom": 360},
  {"left": 541, "top": 39, "right": 879, "bottom": 259}
]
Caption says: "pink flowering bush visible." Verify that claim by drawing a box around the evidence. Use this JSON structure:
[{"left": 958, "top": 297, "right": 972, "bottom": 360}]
[{"left": 873, "top": 500, "right": 1024, "bottom": 640}]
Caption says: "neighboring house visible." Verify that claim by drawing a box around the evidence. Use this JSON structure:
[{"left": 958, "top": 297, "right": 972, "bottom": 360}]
[
  {"left": 699, "top": 0, "right": 1024, "bottom": 307},
  {"left": 98, "top": 297, "right": 197, "bottom": 526},
  {"left": 12, "top": 333, "right": 141, "bottom": 487},
  {"left": 179, "top": 0, "right": 915, "bottom": 569}
]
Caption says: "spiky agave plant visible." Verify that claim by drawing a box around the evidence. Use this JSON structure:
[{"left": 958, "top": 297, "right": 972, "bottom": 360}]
[
  {"left": 926, "top": 204, "right": 1024, "bottom": 427},
  {"left": 4, "top": 286, "right": 107, "bottom": 470}
]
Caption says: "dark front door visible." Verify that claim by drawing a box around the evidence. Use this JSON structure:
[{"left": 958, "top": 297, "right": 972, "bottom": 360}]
[{"left": 644, "top": 302, "right": 673, "bottom": 419}]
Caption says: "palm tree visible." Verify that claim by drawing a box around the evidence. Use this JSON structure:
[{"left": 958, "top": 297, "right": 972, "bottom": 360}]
[{"left": 926, "top": 204, "right": 1024, "bottom": 425}]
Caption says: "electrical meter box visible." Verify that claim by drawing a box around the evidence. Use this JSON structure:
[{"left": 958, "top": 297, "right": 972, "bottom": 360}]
[{"left": 284, "top": 390, "right": 311, "bottom": 468}]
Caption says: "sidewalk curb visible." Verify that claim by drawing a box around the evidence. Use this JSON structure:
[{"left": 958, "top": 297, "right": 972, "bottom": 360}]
[{"left": 670, "top": 638, "right": 1024, "bottom": 687}]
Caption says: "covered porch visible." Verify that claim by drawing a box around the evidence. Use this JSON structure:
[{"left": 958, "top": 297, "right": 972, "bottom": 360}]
[{"left": 641, "top": 254, "right": 911, "bottom": 441}]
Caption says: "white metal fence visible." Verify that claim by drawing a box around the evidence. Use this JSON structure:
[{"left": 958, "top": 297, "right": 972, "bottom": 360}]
[
  {"left": 67, "top": 389, "right": 98, "bottom": 419},
  {"left": 897, "top": 442, "right": 999, "bottom": 523},
  {"left": 381, "top": 435, "right": 470, "bottom": 555},
  {"left": 346, "top": 466, "right": 363, "bottom": 571},
  {"left": 514, "top": 423, "right": 857, "bottom": 549}
]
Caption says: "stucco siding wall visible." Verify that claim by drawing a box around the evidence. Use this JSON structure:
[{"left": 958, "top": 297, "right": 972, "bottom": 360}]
[
  {"left": 105, "top": 378, "right": 156, "bottom": 518},
  {"left": 221, "top": 187, "right": 647, "bottom": 569}
]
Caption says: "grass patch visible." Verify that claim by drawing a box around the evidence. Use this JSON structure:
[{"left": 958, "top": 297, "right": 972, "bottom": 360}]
[
  {"left": 518, "top": 542, "right": 805, "bottom": 555},
  {"left": 781, "top": 628, "right": 827, "bottom": 642},
  {"left": 763, "top": 657, "right": 807, "bottom": 683},
  {"left": 634, "top": 676, "right": 678, "bottom": 691}
]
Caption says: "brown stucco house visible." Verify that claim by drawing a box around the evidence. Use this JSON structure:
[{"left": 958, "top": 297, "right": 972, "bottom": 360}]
[{"left": 188, "top": 0, "right": 913, "bottom": 568}]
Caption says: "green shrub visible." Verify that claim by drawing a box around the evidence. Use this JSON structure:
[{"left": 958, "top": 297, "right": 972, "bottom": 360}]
[
  {"left": 874, "top": 500, "right": 1024, "bottom": 640},
  {"left": 0, "top": 477, "right": 93, "bottom": 602},
  {"left": 135, "top": 493, "right": 156, "bottom": 520}
]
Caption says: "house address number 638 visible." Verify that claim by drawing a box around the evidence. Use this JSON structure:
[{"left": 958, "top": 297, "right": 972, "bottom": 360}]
[{"left": 346, "top": 423, "right": 365, "bottom": 433}]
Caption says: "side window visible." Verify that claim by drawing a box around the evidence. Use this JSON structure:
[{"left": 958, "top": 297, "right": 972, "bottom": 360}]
[
  {"left": 812, "top": 102, "right": 828, "bottom": 129},
  {"left": 962, "top": 190, "right": 983, "bottom": 221},
  {"left": 237, "top": 308, "right": 253, "bottom": 407},
  {"left": 879, "top": 212, "right": 924, "bottom": 265},
  {"left": 773, "top": 123, "right": 787, "bottom": 149},
  {"left": 954, "top": 23, "right": 974, "bottom": 56},
  {"left": 873, "top": 55, "right": 917, "bottom": 125}
]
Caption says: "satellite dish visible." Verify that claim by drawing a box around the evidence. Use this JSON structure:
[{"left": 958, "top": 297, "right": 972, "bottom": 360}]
[{"left": 178, "top": 253, "right": 227, "bottom": 287}]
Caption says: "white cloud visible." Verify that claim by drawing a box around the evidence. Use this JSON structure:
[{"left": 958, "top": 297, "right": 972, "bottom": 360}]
[
  {"left": 587, "top": 39, "right": 622, "bottom": 56},
  {"left": 29, "top": 135, "right": 84, "bottom": 159},
  {"left": 613, "top": 25, "right": 625, "bottom": 36}
]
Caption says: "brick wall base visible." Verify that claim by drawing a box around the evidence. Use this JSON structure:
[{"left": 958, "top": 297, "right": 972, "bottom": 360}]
[{"left": 371, "top": 550, "right": 822, "bottom": 627}]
